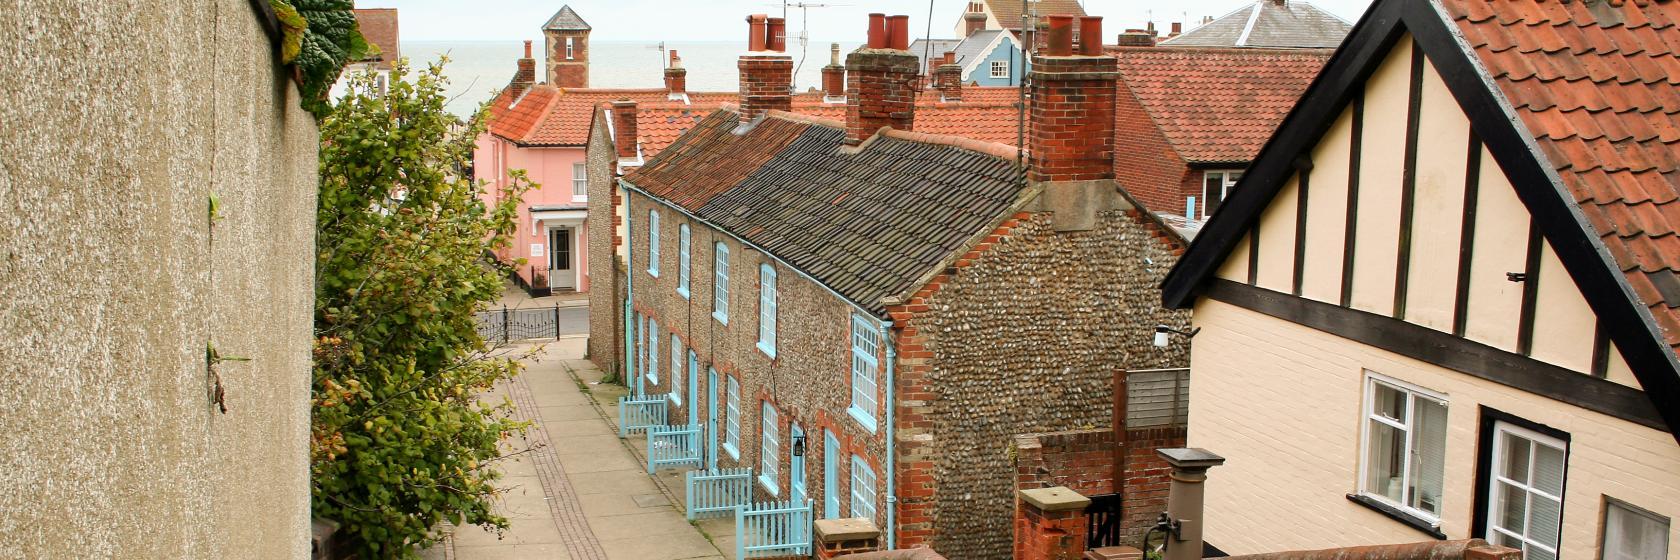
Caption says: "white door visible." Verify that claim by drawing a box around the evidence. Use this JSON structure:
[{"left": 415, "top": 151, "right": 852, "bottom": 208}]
[
  {"left": 1486, "top": 422, "right": 1567, "bottom": 560},
  {"left": 549, "top": 227, "right": 575, "bottom": 290}
]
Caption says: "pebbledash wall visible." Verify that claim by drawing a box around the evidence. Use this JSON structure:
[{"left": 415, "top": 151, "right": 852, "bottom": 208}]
[
  {"left": 889, "top": 208, "right": 1190, "bottom": 557},
  {"left": 623, "top": 189, "right": 893, "bottom": 522},
  {"left": 0, "top": 0, "right": 318, "bottom": 557}
]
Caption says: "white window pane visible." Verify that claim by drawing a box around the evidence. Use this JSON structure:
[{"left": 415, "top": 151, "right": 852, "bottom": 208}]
[
  {"left": 1605, "top": 501, "right": 1671, "bottom": 560},
  {"left": 1502, "top": 432, "right": 1531, "bottom": 483},
  {"left": 1409, "top": 397, "right": 1447, "bottom": 515},
  {"left": 1526, "top": 544, "right": 1556, "bottom": 560},
  {"left": 1496, "top": 480, "right": 1527, "bottom": 534},
  {"left": 1528, "top": 494, "right": 1561, "bottom": 548},
  {"left": 1373, "top": 383, "right": 1406, "bottom": 423},
  {"left": 1365, "top": 420, "right": 1405, "bottom": 503},
  {"left": 1532, "top": 444, "right": 1565, "bottom": 496}
]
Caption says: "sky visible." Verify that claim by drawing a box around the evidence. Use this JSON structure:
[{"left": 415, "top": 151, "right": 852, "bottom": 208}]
[{"left": 359, "top": 0, "right": 1378, "bottom": 44}]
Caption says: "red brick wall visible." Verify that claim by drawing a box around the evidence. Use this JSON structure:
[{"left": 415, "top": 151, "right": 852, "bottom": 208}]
[
  {"left": 1113, "top": 79, "right": 1192, "bottom": 215},
  {"left": 1015, "top": 501, "right": 1089, "bottom": 560},
  {"left": 1117, "top": 426, "right": 1186, "bottom": 545},
  {"left": 1014, "top": 430, "right": 1118, "bottom": 497}
]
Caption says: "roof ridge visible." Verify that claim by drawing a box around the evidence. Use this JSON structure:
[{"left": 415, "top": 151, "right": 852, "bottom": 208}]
[
  {"left": 763, "top": 109, "right": 845, "bottom": 129},
  {"left": 878, "top": 127, "right": 1021, "bottom": 161}
]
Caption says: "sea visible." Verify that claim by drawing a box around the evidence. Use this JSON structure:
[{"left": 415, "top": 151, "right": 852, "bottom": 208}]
[{"left": 393, "top": 40, "right": 865, "bottom": 118}]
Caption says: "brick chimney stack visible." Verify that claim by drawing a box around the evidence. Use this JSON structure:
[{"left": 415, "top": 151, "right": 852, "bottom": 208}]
[
  {"left": 611, "top": 99, "right": 639, "bottom": 159},
  {"left": 934, "top": 51, "right": 963, "bottom": 102},
  {"left": 845, "top": 13, "right": 918, "bottom": 145},
  {"left": 821, "top": 43, "right": 846, "bottom": 102},
  {"left": 511, "top": 40, "right": 536, "bottom": 98},
  {"left": 1169, "top": 22, "right": 1183, "bottom": 39},
  {"left": 964, "top": 2, "right": 987, "bottom": 37},
  {"left": 1029, "top": 15, "right": 1117, "bottom": 183},
  {"left": 665, "top": 50, "right": 687, "bottom": 98},
  {"left": 739, "top": 14, "right": 793, "bottom": 122}
]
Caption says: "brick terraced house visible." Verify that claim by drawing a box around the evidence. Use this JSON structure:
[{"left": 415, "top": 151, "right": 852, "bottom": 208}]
[
  {"left": 598, "top": 14, "right": 1193, "bottom": 559},
  {"left": 1161, "top": 0, "right": 1680, "bottom": 558}
]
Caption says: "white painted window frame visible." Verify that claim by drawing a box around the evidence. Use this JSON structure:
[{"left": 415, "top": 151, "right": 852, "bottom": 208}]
[
  {"left": 850, "top": 454, "right": 877, "bottom": 521},
  {"left": 760, "top": 402, "right": 780, "bottom": 495},
  {"left": 724, "top": 376, "right": 741, "bottom": 459},
  {"left": 1356, "top": 372, "right": 1448, "bottom": 526},
  {"left": 677, "top": 224, "right": 691, "bottom": 298},
  {"left": 566, "top": 37, "right": 575, "bottom": 60},
  {"left": 572, "top": 161, "right": 588, "bottom": 198},
  {"left": 847, "top": 315, "right": 880, "bottom": 432},
  {"left": 990, "top": 60, "right": 1008, "bottom": 79},
  {"left": 646, "top": 318, "right": 660, "bottom": 384},
  {"left": 1488, "top": 422, "right": 1568, "bottom": 560},
  {"left": 646, "top": 210, "right": 660, "bottom": 277},
  {"left": 713, "top": 242, "right": 730, "bottom": 324},
  {"left": 1201, "top": 169, "right": 1245, "bottom": 216},
  {"left": 669, "top": 334, "right": 683, "bottom": 405},
  {"left": 758, "top": 264, "right": 778, "bottom": 358},
  {"left": 1602, "top": 497, "right": 1670, "bottom": 560}
]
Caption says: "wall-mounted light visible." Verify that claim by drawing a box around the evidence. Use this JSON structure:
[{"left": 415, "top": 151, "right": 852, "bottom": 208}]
[
  {"left": 1153, "top": 325, "right": 1201, "bottom": 348},
  {"left": 792, "top": 434, "right": 806, "bottom": 457}
]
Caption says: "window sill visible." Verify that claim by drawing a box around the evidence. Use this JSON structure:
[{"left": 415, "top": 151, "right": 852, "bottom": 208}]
[
  {"left": 677, "top": 287, "right": 690, "bottom": 299},
  {"left": 713, "top": 311, "right": 729, "bottom": 326},
  {"left": 647, "top": 269, "right": 660, "bottom": 278},
  {"left": 758, "top": 474, "right": 780, "bottom": 496},
  {"left": 669, "top": 393, "right": 682, "bottom": 406},
  {"left": 645, "top": 373, "right": 658, "bottom": 386},
  {"left": 1346, "top": 494, "right": 1446, "bottom": 540},
  {"left": 757, "top": 341, "right": 777, "bottom": 359},
  {"left": 847, "top": 406, "right": 878, "bottom": 434},
  {"left": 724, "top": 442, "right": 740, "bottom": 460}
]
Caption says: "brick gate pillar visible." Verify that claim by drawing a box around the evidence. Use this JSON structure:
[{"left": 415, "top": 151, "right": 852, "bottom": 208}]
[{"left": 1015, "top": 486, "right": 1092, "bottom": 560}]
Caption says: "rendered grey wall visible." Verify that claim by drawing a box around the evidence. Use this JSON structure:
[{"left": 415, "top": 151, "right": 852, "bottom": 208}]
[{"left": 0, "top": 1, "right": 317, "bottom": 557}]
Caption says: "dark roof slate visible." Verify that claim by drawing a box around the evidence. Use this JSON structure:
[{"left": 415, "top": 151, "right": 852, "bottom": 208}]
[
  {"left": 911, "top": 39, "right": 965, "bottom": 72},
  {"left": 1162, "top": 0, "right": 1351, "bottom": 49},
  {"left": 626, "top": 110, "right": 1023, "bottom": 314},
  {"left": 544, "top": 5, "right": 591, "bottom": 31}
]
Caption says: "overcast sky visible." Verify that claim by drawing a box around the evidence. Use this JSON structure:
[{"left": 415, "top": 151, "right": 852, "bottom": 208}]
[{"left": 361, "top": 0, "right": 1378, "bottom": 43}]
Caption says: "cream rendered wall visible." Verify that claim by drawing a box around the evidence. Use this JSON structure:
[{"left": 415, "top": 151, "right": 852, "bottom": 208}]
[
  {"left": 1461, "top": 144, "right": 1528, "bottom": 350},
  {"left": 1530, "top": 242, "right": 1599, "bottom": 372},
  {"left": 1219, "top": 232, "right": 1252, "bottom": 283},
  {"left": 1348, "top": 38, "right": 1412, "bottom": 316},
  {"left": 1254, "top": 176, "right": 1300, "bottom": 292},
  {"left": 1400, "top": 56, "right": 1471, "bottom": 332},
  {"left": 1188, "top": 300, "right": 1680, "bottom": 559},
  {"left": 1300, "top": 111, "right": 1355, "bottom": 304}
]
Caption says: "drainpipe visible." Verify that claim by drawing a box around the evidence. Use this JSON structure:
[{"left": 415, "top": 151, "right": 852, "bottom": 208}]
[
  {"left": 879, "top": 318, "right": 898, "bottom": 550},
  {"left": 622, "top": 178, "right": 639, "bottom": 396}
]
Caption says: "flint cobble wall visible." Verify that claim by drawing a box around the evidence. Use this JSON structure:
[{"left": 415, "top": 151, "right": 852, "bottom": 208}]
[
  {"left": 623, "top": 191, "right": 891, "bottom": 522},
  {"left": 586, "top": 112, "right": 624, "bottom": 375},
  {"left": 889, "top": 209, "right": 1190, "bottom": 559}
]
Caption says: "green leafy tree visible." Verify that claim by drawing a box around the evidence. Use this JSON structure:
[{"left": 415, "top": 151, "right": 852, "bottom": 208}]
[
  {"left": 311, "top": 61, "right": 536, "bottom": 557},
  {"left": 271, "top": 0, "right": 376, "bottom": 117}
]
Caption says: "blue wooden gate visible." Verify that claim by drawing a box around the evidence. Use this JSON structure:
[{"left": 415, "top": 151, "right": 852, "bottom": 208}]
[
  {"left": 684, "top": 468, "right": 754, "bottom": 520},
  {"left": 735, "top": 499, "right": 814, "bottom": 558},
  {"left": 647, "top": 424, "right": 703, "bottom": 473},
  {"left": 618, "top": 394, "right": 667, "bottom": 437}
]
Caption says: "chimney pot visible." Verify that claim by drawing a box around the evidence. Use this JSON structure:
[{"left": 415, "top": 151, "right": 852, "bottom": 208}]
[
  {"left": 747, "top": 14, "right": 769, "bottom": 52},
  {"left": 887, "top": 15, "right": 911, "bottom": 50},
  {"left": 867, "top": 13, "right": 888, "bottom": 49},
  {"left": 523, "top": 40, "right": 532, "bottom": 58},
  {"left": 767, "top": 17, "right": 787, "bottom": 52},
  {"left": 1079, "top": 16, "right": 1103, "bottom": 55},
  {"left": 1045, "top": 15, "right": 1075, "bottom": 56},
  {"left": 1171, "top": 21, "right": 1183, "bottom": 35}
]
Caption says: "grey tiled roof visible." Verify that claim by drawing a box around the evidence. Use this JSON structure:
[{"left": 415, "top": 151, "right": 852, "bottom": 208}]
[
  {"left": 954, "top": 30, "right": 1009, "bottom": 69},
  {"left": 543, "top": 5, "right": 591, "bottom": 31},
  {"left": 625, "top": 111, "right": 1024, "bottom": 314},
  {"left": 1161, "top": 0, "right": 1350, "bottom": 49},
  {"left": 910, "top": 39, "right": 965, "bottom": 73}
]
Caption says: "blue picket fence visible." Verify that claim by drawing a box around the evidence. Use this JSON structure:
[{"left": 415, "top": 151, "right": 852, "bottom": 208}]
[
  {"left": 684, "top": 468, "right": 754, "bottom": 521},
  {"left": 617, "top": 394, "right": 667, "bottom": 438},
  {"left": 735, "top": 499, "right": 814, "bottom": 558},
  {"left": 647, "top": 424, "right": 703, "bottom": 473}
]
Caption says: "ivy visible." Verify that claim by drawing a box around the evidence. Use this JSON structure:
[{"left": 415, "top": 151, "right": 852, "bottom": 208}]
[
  {"left": 271, "top": 0, "right": 376, "bottom": 119},
  {"left": 311, "top": 61, "right": 537, "bottom": 556}
]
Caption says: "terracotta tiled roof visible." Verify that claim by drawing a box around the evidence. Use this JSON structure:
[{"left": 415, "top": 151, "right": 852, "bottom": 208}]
[
  {"left": 352, "top": 9, "right": 400, "bottom": 69},
  {"left": 987, "top": 0, "right": 1085, "bottom": 30},
  {"left": 1108, "top": 46, "right": 1330, "bottom": 164},
  {"left": 1160, "top": 0, "right": 1351, "bottom": 49},
  {"left": 485, "top": 87, "right": 558, "bottom": 142},
  {"left": 487, "top": 82, "right": 1024, "bottom": 154},
  {"left": 625, "top": 109, "right": 1024, "bottom": 314},
  {"left": 1443, "top": 0, "right": 1680, "bottom": 350}
]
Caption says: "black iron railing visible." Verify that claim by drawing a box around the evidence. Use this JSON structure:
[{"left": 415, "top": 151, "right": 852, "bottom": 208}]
[{"left": 474, "top": 304, "right": 563, "bottom": 345}]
